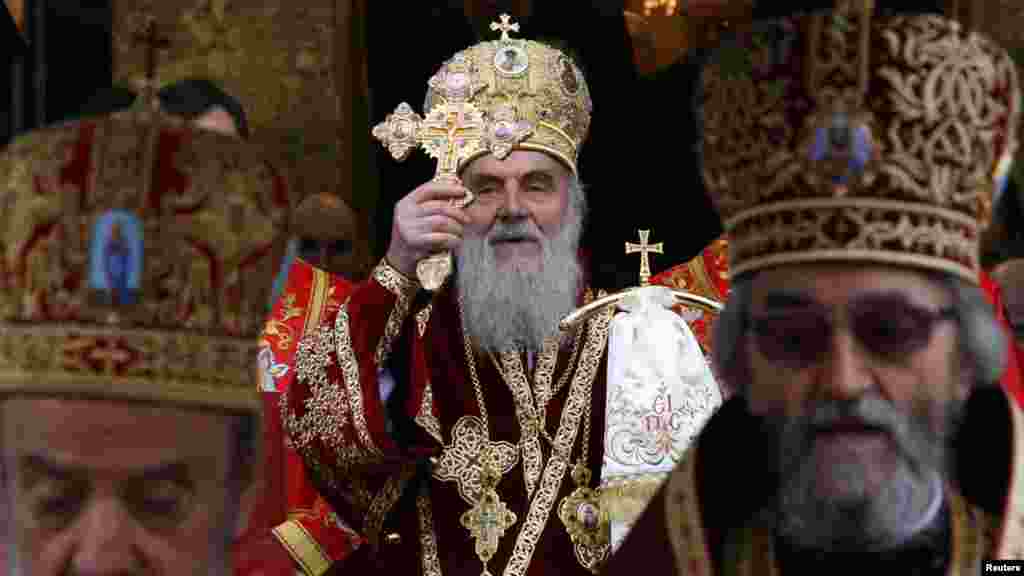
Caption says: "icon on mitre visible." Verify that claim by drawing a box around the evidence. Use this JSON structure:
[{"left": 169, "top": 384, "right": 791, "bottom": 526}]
[{"left": 558, "top": 229, "right": 724, "bottom": 554}]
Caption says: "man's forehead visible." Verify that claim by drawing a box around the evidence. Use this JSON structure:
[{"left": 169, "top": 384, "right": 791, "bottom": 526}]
[
  {"left": 749, "top": 263, "right": 950, "bottom": 307},
  {"left": 463, "top": 150, "right": 568, "bottom": 180}
]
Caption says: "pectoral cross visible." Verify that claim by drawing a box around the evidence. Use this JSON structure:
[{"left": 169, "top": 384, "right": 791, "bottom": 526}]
[
  {"left": 131, "top": 16, "right": 171, "bottom": 108},
  {"left": 372, "top": 100, "right": 486, "bottom": 290},
  {"left": 461, "top": 460, "right": 518, "bottom": 576},
  {"left": 625, "top": 230, "right": 664, "bottom": 287}
]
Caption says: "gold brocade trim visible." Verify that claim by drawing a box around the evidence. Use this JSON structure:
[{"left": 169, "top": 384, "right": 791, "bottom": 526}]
[
  {"left": 335, "top": 304, "right": 383, "bottom": 458},
  {"left": 0, "top": 324, "right": 259, "bottom": 411},
  {"left": 364, "top": 464, "right": 416, "bottom": 548},
  {"left": 497, "top": 349, "right": 545, "bottom": 498},
  {"left": 599, "top": 473, "right": 670, "bottom": 524},
  {"left": 271, "top": 519, "right": 333, "bottom": 576},
  {"left": 502, "top": 303, "right": 613, "bottom": 576},
  {"left": 415, "top": 381, "right": 443, "bottom": 444},
  {"left": 375, "top": 276, "right": 415, "bottom": 369},
  {"left": 415, "top": 304, "right": 433, "bottom": 338},
  {"left": 373, "top": 258, "right": 420, "bottom": 299},
  {"left": 303, "top": 267, "right": 332, "bottom": 334},
  {"left": 417, "top": 494, "right": 443, "bottom": 576},
  {"left": 665, "top": 451, "right": 711, "bottom": 576}
]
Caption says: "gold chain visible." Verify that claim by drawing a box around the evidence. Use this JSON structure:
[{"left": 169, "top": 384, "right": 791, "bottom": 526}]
[{"left": 460, "top": 305, "right": 491, "bottom": 432}]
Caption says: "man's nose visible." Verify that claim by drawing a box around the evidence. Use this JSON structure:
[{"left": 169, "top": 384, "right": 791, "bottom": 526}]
[
  {"left": 71, "top": 498, "right": 142, "bottom": 575},
  {"left": 498, "top": 186, "right": 527, "bottom": 219},
  {"left": 817, "top": 327, "right": 873, "bottom": 402}
]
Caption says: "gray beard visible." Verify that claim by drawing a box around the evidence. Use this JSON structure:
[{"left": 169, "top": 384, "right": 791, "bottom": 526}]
[
  {"left": 456, "top": 213, "right": 581, "bottom": 354},
  {"left": 772, "top": 395, "right": 957, "bottom": 553}
]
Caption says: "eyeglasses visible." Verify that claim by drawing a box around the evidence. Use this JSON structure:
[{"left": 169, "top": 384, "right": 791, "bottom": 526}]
[{"left": 748, "top": 296, "right": 957, "bottom": 369}]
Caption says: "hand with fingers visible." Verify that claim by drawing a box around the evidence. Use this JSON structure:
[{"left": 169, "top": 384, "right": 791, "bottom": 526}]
[{"left": 385, "top": 180, "right": 473, "bottom": 280}]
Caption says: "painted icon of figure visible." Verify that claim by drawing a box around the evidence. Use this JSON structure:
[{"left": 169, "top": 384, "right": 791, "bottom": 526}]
[
  {"left": 498, "top": 47, "right": 523, "bottom": 73},
  {"left": 88, "top": 211, "right": 143, "bottom": 307},
  {"left": 809, "top": 110, "right": 874, "bottom": 187},
  {"left": 105, "top": 222, "right": 131, "bottom": 305}
]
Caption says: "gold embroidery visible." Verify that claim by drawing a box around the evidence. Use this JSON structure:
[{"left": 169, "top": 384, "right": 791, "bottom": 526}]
[
  {"left": 363, "top": 464, "right": 416, "bottom": 548},
  {"left": 416, "top": 303, "right": 433, "bottom": 338},
  {"left": 433, "top": 415, "right": 519, "bottom": 505},
  {"left": 417, "top": 495, "right": 443, "bottom": 576},
  {"left": 373, "top": 258, "right": 420, "bottom": 298},
  {"left": 303, "top": 268, "right": 331, "bottom": 333},
  {"left": 502, "top": 304, "right": 612, "bottom": 576},
  {"left": 496, "top": 349, "right": 545, "bottom": 498},
  {"left": 415, "top": 381, "right": 444, "bottom": 444},
  {"left": 272, "top": 519, "right": 333, "bottom": 576},
  {"left": 335, "top": 304, "right": 384, "bottom": 457},
  {"left": 375, "top": 267, "right": 416, "bottom": 368}
]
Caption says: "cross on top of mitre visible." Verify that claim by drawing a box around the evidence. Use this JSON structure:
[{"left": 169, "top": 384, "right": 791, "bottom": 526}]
[
  {"left": 130, "top": 16, "right": 171, "bottom": 110},
  {"left": 491, "top": 14, "right": 520, "bottom": 42}
]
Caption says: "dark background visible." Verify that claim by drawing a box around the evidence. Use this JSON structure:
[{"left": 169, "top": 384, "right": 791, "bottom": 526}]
[{"left": 1, "top": 1, "right": 113, "bottom": 144}]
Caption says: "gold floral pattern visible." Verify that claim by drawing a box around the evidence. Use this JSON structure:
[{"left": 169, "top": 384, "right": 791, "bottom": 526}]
[{"left": 496, "top": 349, "right": 545, "bottom": 498}]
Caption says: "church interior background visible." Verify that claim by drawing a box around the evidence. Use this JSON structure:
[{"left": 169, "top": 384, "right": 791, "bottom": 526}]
[{"left": 0, "top": 0, "right": 1022, "bottom": 348}]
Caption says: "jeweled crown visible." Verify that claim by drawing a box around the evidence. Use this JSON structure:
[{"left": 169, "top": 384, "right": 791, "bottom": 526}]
[
  {"left": 422, "top": 14, "right": 593, "bottom": 174},
  {"left": 701, "top": 1, "right": 1020, "bottom": 282},
  {"left": 0, "top": 107, "right": 290, "bottom": 412}
]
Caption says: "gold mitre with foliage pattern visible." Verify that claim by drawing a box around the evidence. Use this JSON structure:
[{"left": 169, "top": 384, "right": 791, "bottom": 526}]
[
  {"left": 423, "top": 15, "right": 593, "bottom": 174},
  {"left": 701, "top": 0, "right": 1021, "bottom": 283},
  {"left": 0, "top": 107, "right": 290, "bottom": 413}
]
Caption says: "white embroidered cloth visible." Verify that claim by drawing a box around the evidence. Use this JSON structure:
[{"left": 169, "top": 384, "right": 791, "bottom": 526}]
[{"left": 601, "top": 286, "right": 722, "bottom": 551}]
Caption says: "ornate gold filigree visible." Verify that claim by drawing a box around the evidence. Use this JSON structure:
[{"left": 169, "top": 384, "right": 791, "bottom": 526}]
[
  {"left": 335, "top": 304, "right": 383, "bottom": 458},
  {"left": 495, "top": 349, "right": 545, "bottom": 498},
  {"left": 416, "top": 304, "right": 433, "bottom": 338},
  {"left": 417, "top": 495, "right": 443, "bottom": 576},
  {"left": 701, "top": 9, "right": 1020, "bottom": 282},
  {"left": 363, "top": 464, "right": 416, "bottom": 548},
  {"left": 433, "top": 416, "right": 519, "bottom": 505},
  {"left": 415, "top": 381, "right": 443, "bottom": 444},
  {"left": 375, "top": 278, "right": 414, "bottom": 368},
  {"left": 373, "top": 258, "right": 420, "bottom": 299},
  {"left": 503, "top": 303, "right": 613, "bottom": 576}
]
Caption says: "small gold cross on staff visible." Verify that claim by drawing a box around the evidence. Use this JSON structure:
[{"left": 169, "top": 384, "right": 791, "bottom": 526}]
[
  {"left": 131, "top": 16, "right": 171, "bottom": 108},
  {"left": 625, "top": 229, "right": 664, "bottom": 286}
]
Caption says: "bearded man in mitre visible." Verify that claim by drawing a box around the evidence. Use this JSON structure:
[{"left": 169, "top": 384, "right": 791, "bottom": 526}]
[
  {"left": 240, "top": 14, "right": 682, "bottom": 576},
  {"left": 605, "top": 1, "right": 1024, "bottom": 574},
  {"left": 0, "top": 93, "right": 290, "bottom": 573}
]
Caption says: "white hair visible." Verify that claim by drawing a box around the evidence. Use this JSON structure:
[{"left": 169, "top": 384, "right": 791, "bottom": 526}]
[{"left": 456, "top": 176, "right": 586, "bottom": 353}]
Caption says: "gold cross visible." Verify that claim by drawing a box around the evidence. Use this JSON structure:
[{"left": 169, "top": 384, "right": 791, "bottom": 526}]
[
  {"left": 131, "top": 16, "right": 171, "bottom": 107},
  {"left": 625, "top": 229, "right": 664, "bottom": 286},
  {"left": 490, "top": 13, "right": 520, "bottom": 41},
  {"left": 461, "top": 459, "right": 518, "bottom": 576}
]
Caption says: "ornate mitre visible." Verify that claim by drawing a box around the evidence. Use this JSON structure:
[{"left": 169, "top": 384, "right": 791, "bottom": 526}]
[
  {"left": 0, "top": 105, "right": 290, "bottom": 413},
  {"left": 379, "top": 15, "right": 593, "bottom": 175},
  {"left": 701, "top": 0, "right": 1020, "bottom": 282}
]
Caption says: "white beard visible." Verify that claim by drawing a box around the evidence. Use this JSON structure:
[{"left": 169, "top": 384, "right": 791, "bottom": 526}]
[{"left": 456, "top": 209, "right": 582, "bottom": 354}]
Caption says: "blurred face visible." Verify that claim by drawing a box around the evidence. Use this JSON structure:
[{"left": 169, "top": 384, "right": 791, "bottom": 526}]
[
  {"left": 994, "top": 259, "right": 1024, "bottom": 345},
  {"left": 297, "top": 235, "right": 357, "bottom": 279},
  {"left": 193, "top": 107, "right": 239, "bottom": 138},
  {"left": 456, "top": 151, "right": 581, "bottom": 352},
  {"left": 2, "top": 397, "right": 240, "bottom": 575},
  {"left": 744, "top": 265, "right": 966, "bottom": 551}
]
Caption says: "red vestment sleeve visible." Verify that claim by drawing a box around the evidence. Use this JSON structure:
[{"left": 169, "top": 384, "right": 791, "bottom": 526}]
[
  {"left": 275, "top": 258, "right": 427, "bottom": 574},
  {"left": 234, "top": 259, "right": 367, "bottom": 576}
]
